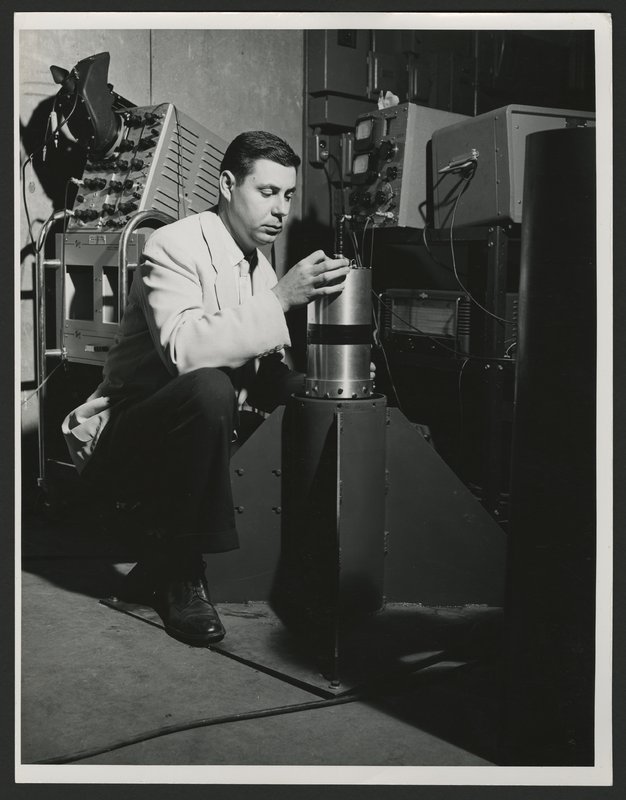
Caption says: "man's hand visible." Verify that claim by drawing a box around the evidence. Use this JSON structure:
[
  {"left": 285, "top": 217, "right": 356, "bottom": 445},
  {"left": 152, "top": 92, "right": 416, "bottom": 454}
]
[{"left": 272, "top": 251, "right": 351, "bottom": 313}]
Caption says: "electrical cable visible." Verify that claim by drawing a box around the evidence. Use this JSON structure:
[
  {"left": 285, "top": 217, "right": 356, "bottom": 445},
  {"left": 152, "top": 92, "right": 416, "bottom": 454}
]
[
  {"left": 24, "top": 200, "right": 72, "bottom": 408},
  {"left": 31, "top": 208, "right": 62, "bottom": 254},
  {"left": 336, "top": 219, "right": 403, "bottom": 410},
  {"left": 373, "top": 291, "right": 509, "bottom": 363},
  {"left": 347, "top": 226, "right": 363, "bottom": 269},
  {"left": 322, "top": 163, "right": 335, "bottom": 232},
  {"left": 361, "top": 215, "right": 374, "bottom": 266},
  {"left": 21, "top": 91, "right": 81, "bottom": 252},
  {"left": 504, "top": 341, "right": 517, "bottom": 358},
  {"left": 41, "top": 96, "right": 55, "bottom": 154},
  {"left": 348, "top": 207, "right": 513, "bottom": 433},
  {"left": 373, "top": 290, "right": 462, "bottom": 405},
  {"left": 348, "top": 219, "right": 510, "bottom": 409},
  {"left": 437, "top": 159, "right": 478, "bottom": 176},
  {"left": 361, "top": 216, "right": 368, "bottom": 262},
  {"left": 421, "top": 224, "right": 454, "bottom": 273},
  {"left": 33, "top": 649, "right": 474, "bottom": 766},
  {"left": 21, "top": 159, "right": 39, "bottom": 254},
  {"left": 59, "top": 183, "right": 73, "bottom": 350},
  {"left": 35, "top": 690, "right": 364, "bottom": 764},
  {"left": 171, "top": 103, "right": 185, "bottom": 219},
  {"left": 321, "top": 156, "right": 358, "bottom": 264},
  {"left": 457, "top": 356, "right": 470, "bottom": 439},
  {"left": 372, "top": 305, "right": 406, "bottom": 416},
  {"left": 21, "top": 360, "right": 65, "bottom": 407},
  {"left": 348, "top": 202, "right": 514, "bottom": 416},
  {"left": 320, "top": 154, "right": 345, "bottom": 236},
  {"left": 327, "top": 153, "right": 345, "bottom": 215},
  {"left": 448, "top": 170, "right": 512, "bottom": 325}
]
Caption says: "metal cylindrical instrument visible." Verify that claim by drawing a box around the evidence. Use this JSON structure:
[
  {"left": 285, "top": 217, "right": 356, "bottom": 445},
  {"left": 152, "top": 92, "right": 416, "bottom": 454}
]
[{"left": 304, "top": 266, "right": 373, "bottom": 399}]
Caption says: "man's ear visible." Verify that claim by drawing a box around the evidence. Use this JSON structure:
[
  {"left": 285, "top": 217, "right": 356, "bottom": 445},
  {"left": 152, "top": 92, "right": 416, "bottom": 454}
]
[{"left": 219, "top": 170, "right": 236, "bottom": 202}]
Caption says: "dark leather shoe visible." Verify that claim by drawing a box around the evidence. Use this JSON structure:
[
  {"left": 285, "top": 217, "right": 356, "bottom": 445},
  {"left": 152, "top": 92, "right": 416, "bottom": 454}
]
[{"left": 158, "top": 562, "right": 225, "bottom": 646}]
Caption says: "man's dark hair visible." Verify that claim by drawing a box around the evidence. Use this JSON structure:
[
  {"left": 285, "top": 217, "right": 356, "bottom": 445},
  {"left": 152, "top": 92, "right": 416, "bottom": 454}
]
[{"left": 220, "top": 130, "right": 301, "bottom": 182}]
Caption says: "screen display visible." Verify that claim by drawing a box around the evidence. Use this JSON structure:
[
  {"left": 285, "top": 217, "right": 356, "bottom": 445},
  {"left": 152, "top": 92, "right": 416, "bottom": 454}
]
[
  {"left": 391, "top": 298, "right": 457, "bottom": 337},
  {"left": 352, "top": 153, "right": 370, "bottom": 175},
  {"left": 355, "top": 118, "right": 374, "bottom": 140}
]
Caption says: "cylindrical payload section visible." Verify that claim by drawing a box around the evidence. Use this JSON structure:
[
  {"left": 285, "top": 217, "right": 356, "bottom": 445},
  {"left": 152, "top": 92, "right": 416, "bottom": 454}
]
[{"left": 305, "top": 266, "right": 373, "bottom": 399}]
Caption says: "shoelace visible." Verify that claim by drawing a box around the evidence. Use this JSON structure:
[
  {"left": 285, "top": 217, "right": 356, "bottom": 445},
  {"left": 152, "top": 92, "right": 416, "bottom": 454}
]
[{"left": 178, "top": 576, "right": 211, "bottom": 604}]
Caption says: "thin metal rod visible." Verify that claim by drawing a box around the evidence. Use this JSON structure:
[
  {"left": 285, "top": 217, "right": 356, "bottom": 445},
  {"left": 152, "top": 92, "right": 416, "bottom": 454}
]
[
  {"left": 35, "top": 211, "right": 67, "bottom": 489},
  {"left": 473, "top": 31, "right": 480, "bottom": 116},
  {"left": 330, "top": 410, "right": 343, "bottom": 689}
]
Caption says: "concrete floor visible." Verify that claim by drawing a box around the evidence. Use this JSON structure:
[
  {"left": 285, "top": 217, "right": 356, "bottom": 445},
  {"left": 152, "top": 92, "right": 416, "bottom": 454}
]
[{"left": 20, "top": 508, "right": 503, "bottom": 769}]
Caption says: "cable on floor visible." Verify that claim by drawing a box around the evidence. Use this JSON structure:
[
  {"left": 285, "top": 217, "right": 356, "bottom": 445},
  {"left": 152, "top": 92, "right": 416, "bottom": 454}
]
[
  {"left": 33, "top": 653, "right": 468, "bottom": 765},
  {"left": 34, "top": 690, "right": 364, "bottom": 764}
]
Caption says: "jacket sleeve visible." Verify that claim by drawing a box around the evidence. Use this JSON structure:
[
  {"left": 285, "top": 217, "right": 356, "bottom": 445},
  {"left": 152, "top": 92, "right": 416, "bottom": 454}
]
[{"left": 139, "top": 230, "right": 291, "bottom": 374}]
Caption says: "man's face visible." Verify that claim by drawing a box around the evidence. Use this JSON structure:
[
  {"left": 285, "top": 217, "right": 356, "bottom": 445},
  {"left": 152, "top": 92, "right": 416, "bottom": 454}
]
[{"left": 220, "top": 158, "right": 297, "bottom": 255}]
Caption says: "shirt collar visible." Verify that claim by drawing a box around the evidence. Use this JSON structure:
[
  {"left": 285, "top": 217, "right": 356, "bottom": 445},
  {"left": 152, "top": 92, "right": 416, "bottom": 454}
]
[{"left": 213, "top": 209, "right": 258, "bottom": 270}]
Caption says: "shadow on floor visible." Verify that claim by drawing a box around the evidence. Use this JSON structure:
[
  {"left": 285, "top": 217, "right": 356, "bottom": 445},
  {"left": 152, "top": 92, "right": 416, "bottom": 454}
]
[
  {"left": 258, "top": 603, "right": 505, "bottom": 763},
  {"left": 21, "top": 485, "right": 148, "bottom": 600},
  {"left": 365, "top": 656, "right": 504, "bottom": 764},
  {"left": 21, "top": 496, "right": 505, "bottom": 765}
]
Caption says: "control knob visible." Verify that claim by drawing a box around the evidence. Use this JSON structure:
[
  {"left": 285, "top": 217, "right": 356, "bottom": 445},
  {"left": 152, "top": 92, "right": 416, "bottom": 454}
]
[
  {"left": 386, "top": 166, "right": 399, "bottom": 181},
  {"left": 379, "top": 140, "right": 397, "bottom": 161},
  {"left": 138, "top": 136, "right": 157, "bottom": 151},
  {"left": 77, "top": 208, "right": 99, "bottom": 221},
  {"left": 83, "top": 177, "right": 106, "bottom": 190}
]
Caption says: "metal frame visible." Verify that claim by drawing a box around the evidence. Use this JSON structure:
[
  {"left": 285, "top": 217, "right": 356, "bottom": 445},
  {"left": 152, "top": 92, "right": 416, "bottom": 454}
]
[
  {"left": 371, "top": 222, "right": 518, "bottom": 522},
  {"left": 35, "top": 211, "right": 68, "bottom": 491},
  {"left": 34, "top": 210, "right": 176, "bottom": 492},
  {"left": 482, "top": 224, "right": 513, "bottom": 518}
]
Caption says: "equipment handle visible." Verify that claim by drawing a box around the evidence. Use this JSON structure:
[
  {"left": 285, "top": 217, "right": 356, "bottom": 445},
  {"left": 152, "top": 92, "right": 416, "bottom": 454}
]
[{"left": 117, "top": 210, "right": 176, "bottom": 316}]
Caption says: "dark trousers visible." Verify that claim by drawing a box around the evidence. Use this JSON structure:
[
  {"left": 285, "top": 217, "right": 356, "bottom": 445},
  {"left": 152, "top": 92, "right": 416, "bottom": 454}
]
[{"left": 82, "top": 362, "right": 304, "bottom": 556}]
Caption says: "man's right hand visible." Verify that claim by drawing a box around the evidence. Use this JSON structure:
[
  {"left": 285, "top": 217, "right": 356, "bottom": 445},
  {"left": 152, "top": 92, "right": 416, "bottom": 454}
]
[{"left": 272, "top": 251, "right": 351, "bottom": 313}]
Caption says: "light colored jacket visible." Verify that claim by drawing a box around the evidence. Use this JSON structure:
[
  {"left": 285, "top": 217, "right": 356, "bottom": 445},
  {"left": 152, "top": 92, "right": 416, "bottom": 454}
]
[{"left": 62, "top": 210, "right": 291, "bottom": 472}]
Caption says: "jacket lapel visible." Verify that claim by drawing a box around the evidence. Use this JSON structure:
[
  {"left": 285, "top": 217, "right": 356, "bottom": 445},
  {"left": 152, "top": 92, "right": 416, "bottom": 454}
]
[{"left": 199, "top": 212, "right": 239, "bottom": 310}]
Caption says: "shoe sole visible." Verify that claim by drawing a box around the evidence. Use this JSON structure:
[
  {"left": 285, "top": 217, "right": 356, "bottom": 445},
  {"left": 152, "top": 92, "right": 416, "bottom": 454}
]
[{"left": 163, "top": 624, "right": 226, "bottom": 647}]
